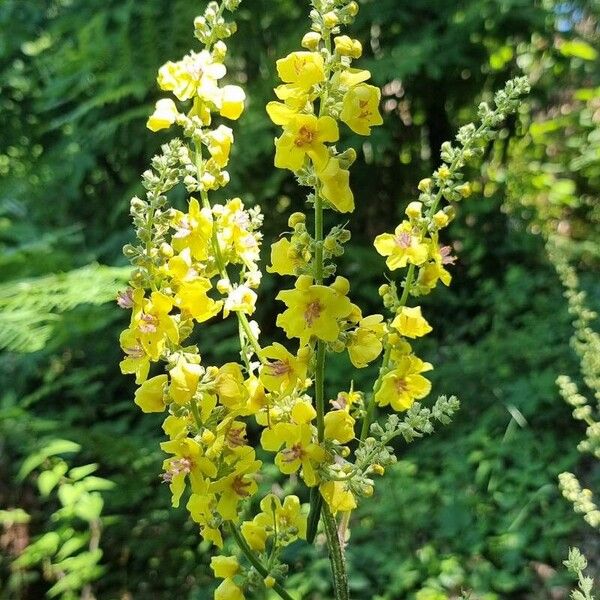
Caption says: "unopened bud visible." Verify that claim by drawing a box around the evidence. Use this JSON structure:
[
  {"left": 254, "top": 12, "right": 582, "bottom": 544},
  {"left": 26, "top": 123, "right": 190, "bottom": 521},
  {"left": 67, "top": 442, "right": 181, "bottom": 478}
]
[
  {"left": 264, "top": 576, "right": 276, "bottom": 589},
  {"left": 405, "top": 201, "right": 422, "bottom": 219},
  {"left": 378, "top": 284, "right": 390, "bottom": 296},
  {"left": 371, "top": 464, "right": 385, "bottom": 476},
  {"left": 160, "top": 242, "right": 174, "bottom": 258},
  {"left": 456, "top": 182, "right": 472, "bottom": 198},
  {"left": 288, "top": 212, "right": 306, "bottom": 227},
  {"left": 432, "top": 211, "right": 449, "bottom": 229},
  {"left": 346, "top": 2, "right": 359, "bottom": 17},
  {"left": 418, "top": 178, "right": 432, "bottom": 193},
  {"left": 323, "top": 11, "right": 339, "bottom": 28},
  {"left": 301, "top": 31, "right": 321, "bottom": 51}
]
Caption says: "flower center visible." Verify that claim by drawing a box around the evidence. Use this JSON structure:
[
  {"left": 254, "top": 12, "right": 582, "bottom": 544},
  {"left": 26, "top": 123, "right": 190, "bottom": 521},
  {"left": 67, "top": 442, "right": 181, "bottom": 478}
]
[
  {"left": 394, "top": 232, "right": 412, "bottom": 249},
  {"left": 295, "top": 125, "right": 316, "bottom": 147},
  {"left": 232, "top": 475, "right": 252, "bottom": 497},
  {"left": 394, "top": 378, "right": 408, "bottom": 394},
  {"left": 226, "top": 426, "right": 247, "bottom": 448},
  {"left": 139, "top": 313, "right": 158, "bottom": 333},
  {"left": 304, "top": 300, "right": 323, "bottom": 327},
  {"left": 357, "top": 98, "right": 372, "bottom": 119},
  {"left": 281, "top": 444, "right": 304, "bottom": 463},
  {"left": 267, "top": 359, "right": 291, "bottom": 377}
]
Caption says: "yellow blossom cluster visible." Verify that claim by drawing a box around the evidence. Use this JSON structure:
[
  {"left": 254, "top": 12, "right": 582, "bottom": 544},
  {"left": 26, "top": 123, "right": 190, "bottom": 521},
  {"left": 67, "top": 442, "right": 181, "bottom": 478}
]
[{"left": 119, "top": 0, "right": 529, "bottom": 598}]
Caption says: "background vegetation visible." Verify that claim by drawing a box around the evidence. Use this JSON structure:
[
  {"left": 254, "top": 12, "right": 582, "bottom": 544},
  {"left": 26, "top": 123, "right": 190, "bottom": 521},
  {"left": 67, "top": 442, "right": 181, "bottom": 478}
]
[{"left": 1, "top": 0, "right": 599, "bottom": 598}]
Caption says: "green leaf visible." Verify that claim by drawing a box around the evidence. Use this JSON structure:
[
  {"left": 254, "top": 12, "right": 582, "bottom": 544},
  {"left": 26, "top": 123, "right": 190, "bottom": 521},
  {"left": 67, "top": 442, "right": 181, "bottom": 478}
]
[
  {"left": 559, "top": 39, "right": 598, "bottom": 61},
  {"left": 17, "top": 439, "right": 81, "bottom": 481},
  {"left": 56, "top": 535, "right": 89, "bottom": 561},
  {"left": 68, "top": 463, "right": 98, "bottom": 481},
  {"left": 38, "top": 461, "right": 69, "bottom": 497},
  {"left": 0, "top": 508, "right": 30, "bottom": 525},
  {"left": 74, "top": 492, "right": 104, "bottom": 521}
]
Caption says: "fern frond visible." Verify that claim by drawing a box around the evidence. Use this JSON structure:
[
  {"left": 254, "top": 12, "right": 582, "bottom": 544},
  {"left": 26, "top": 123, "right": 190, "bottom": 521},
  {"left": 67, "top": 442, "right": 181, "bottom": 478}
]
[{"left": 0, "top": 264, "right": 128, "bottom": 353}]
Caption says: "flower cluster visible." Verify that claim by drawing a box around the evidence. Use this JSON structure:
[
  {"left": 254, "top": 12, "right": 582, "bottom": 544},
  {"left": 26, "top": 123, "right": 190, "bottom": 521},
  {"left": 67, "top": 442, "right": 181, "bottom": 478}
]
[
  {"left": 120, "top": 0, "right": 267, "bottom": 559},
  {"left": 119, "top": 0, "right": 529, "bottom": 598}
]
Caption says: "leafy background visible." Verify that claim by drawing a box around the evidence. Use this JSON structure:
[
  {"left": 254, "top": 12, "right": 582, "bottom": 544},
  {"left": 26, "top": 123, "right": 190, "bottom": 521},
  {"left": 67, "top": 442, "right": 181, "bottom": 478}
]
[{"left": 0, "top": 0, "right": 599, "bottom": 598}]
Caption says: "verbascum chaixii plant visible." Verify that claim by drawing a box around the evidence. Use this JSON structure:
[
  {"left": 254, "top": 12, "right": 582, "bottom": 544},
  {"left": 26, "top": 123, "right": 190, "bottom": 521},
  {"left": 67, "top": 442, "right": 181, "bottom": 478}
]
[
  {"left": 550, "top": 239, "right": 599, "bottom": 599},
  {"left": 118, "top": 1, "right": 529, "bottom": 598}
]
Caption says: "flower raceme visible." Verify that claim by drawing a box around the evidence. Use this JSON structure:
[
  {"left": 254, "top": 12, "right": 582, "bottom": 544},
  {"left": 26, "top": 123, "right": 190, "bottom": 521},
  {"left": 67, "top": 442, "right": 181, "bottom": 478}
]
[{"left": 118, "top": 0, "right": 530, "bottom": 598}]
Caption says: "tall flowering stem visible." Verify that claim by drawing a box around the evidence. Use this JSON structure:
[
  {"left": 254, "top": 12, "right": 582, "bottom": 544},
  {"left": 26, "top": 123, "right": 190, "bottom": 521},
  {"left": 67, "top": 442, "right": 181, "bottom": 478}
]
[{"left": 118, "top": 0, "right": 529, "bottom": 597}]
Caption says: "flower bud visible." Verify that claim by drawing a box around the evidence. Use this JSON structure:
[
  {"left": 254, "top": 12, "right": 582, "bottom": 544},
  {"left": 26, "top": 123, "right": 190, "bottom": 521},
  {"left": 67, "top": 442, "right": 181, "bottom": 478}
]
[
  {"left": 160, "top": 242, "right": 174, "bottom": 258},
  {"left": 371, "top": 464, "right": 385, "bottom": 476},
  {"left": 405, "top": 201, "right": 422, "bottom": 219},
  {"left": 288, "top": 212, "right": 306, "bottom": 227},
  {"left": 264, "top": 576, "right": 276, "bottom": 589},
  {"left": 334, "top": 35, "right": 362, "bottom": 58},
  {"left": 301, "top": 31, "right": 321, "bottom": 50},
  {"left": 432, "top": 211, "right": 449, "bottom": 229},
  {"left": 378, "top": 284, "right": 390, "bottom": 296},
  {"left": 217, "top": 278, "right": 231, "bottom": 294},
  {"left": 347, "top": 2, "right": 359, "bottom": 17},
  {"left": 212, "top": 40, "right": 227, "bottom": 61},
  {"left": 323, "top": 237, "right": 338, "bottom": 253},
  {"left": 418, "top": 178, "right": 432, "bottom": 193},
  {"left": 456, "top": 182, "right": 472, "bottom": 198},
  {"left": 201, "top": 429, "right": 216, "bottom": 444},
  {"left": 323, "top": 11, "right": 339, "bottom": 28}
]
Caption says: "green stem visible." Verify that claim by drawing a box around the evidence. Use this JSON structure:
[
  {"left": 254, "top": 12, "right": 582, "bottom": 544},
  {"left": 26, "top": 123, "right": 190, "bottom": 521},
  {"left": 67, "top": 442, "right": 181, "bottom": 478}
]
[
  {"left": 322, "top": 505, "right": 349, "bottom": 600},
  {"left": 228, "top": 523, "right": 295, "bottom": 600}
]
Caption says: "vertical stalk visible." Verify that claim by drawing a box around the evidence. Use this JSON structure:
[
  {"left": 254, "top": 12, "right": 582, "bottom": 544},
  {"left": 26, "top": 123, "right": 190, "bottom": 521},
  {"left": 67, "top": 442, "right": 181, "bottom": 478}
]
[{"left": 322, "top": 505, "right": 350, "bottom": 600}]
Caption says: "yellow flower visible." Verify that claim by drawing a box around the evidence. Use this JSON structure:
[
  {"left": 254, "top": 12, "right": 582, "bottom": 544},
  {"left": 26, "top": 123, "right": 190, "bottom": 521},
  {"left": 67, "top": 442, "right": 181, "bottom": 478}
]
[
  {"left": 253, "top": 494, "right": 307, "bottom": 544},
  {"left": 162, "top": 415, "right": 188, "bottom": 439},
  {"left": 160, "top": 437, "right": 216, "bottom": 507},
  {"left": 291, "top": 400, "right": 317, "bottom": 424},
  {"left": 241, "top": 520, "right": 268, "bottom": 551},
  {"left": 210, "top": 447, "right": 261, "bottom": 520},
  {"left": 320, "top": 481, "right": 357, "bottom": 514},
  {"left": 119, "top": 327, "right": 150, "bottom": 383},
  {"left": 176, "top": 279, "right": 222, "bottom": 323},
  {"left": 334, "top": 35, "right": 362, "bottom": 58},
  {"left": 340, "top": 83, "right": 383, "bottom": 135},
  {"left": 374, "top": 221, "right": 429, "bottom": 270},
  {"left": 276, "top": 275, "right": 353, "bottom": 345},
  {"left": 347, "top": 314, "right": 385, "bottom": 368},
  {"left": 214, "top": 578, "right": 245, "bottom": 600},
  {"left": 157, "top": 50, "right": 225, "bottom": 102},
  {"left": 171, "top": 197, "right": 213, "bottom": 261},
  {"left": 318, "top": 158, "right": 354, "bottom": 213},
  {"left": 375, "top": 355, "right": 433, "bottom": 412},
  {"left": 131, "top": 290, "right": 179, "bottom": 361},
  {"left": 324, "top": 410, "right": 356, "bottom": 443},
  {"left": 169, "top": 359, "right": 203, "bottom": 405},
  {"left": 276, "top": 51, "right": 325, "bottom": 88},
  {"left": 261, "top": 422, "right": 325, "bottom": 487},
  {"left": 223, "top": 285, "right": 257, "bottom": 317},
  {"left": 391, "top": 306, "right": 432, "bottom": 339},
  {"left": 215, "top": 363, "right": 249, "bottom": 411},
  {"left": 216, "top": 198, "right": 261, "bottom": 268},
  {"left": 211, "top": 556, "right": 239, "bottom": 579},
  {"left": 147, "top": 98, "right": 179, "bottom": 132},
  {"left": 134, "top": 374, "right": 167, "bottom": 412},
  {"left": 332, "top": 68, "right": 371, "bottom": 90},
  {"left": 416, "top": 245, "right": 453, "bottom": 293},
  {"left": 267, "top": 237, "right": 306, "bottom": 276},
  {"left": 260, "top": 343, "right": 310, "bottom": 396},
  {"left": 274, "top": 114, "right": 339, "bottom": 172},
  {"left": 219, "top": 85, "right": 246, "bottom": 120},
  {"left": 206, "top": 125, "right": 234, "bottom": 168}
]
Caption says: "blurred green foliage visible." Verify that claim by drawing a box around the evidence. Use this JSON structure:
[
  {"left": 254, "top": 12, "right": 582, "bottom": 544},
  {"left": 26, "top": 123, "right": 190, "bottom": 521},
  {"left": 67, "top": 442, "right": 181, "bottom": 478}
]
[{"left": 1, "top": 0, "right": 599, "bottom": 598}]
